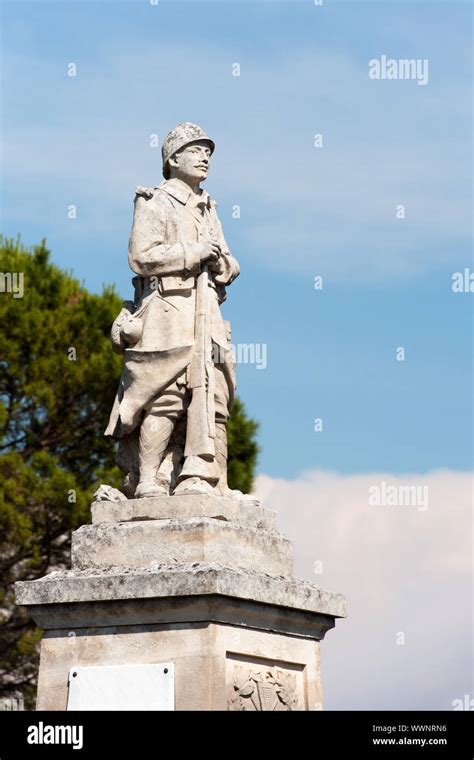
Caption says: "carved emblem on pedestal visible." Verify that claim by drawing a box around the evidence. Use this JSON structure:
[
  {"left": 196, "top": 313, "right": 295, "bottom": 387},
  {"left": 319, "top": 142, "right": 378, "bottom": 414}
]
[{"left": 229, "top": 665, "right": 299, "bottom": 711}]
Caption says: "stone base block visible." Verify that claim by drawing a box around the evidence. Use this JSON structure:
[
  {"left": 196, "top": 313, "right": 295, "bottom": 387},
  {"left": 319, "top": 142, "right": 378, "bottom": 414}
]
[
  {"left": 71, "top": 518, "right": 293, "bottom": 576},
  {"left": 35, "top": 621, "right": 323, "bottom": 711},
  {"left": 15, "top": 489, "right": 347, "bottom": 711},
  {"left": 15, "top": 563, "right": 346, "bottom": 711},
  {"left": 91, "top": 493, "right": 274, "bottom": 531}
]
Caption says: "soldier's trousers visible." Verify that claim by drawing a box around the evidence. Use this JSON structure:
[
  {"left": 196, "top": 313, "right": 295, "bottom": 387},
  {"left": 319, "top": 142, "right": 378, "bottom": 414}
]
[{"left": 138, "top": 363, "right": 231, "bottom": 489}]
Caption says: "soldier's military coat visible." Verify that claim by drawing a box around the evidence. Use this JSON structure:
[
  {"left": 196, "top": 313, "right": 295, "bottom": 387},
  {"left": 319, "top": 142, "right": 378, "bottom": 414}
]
[{"left": 105, "top": 178, "right": 239, "bottom": 439}]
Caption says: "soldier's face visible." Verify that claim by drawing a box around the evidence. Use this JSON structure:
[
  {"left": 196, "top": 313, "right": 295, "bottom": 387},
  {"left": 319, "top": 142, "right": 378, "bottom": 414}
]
[{"left": 171, "top": 140, "right": 212, "bottom": 183}]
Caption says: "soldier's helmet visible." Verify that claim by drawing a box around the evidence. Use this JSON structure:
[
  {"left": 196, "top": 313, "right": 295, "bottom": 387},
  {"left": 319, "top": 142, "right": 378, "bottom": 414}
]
[{"left": 161, "top": 122, "right": 215, "bottom": 179}]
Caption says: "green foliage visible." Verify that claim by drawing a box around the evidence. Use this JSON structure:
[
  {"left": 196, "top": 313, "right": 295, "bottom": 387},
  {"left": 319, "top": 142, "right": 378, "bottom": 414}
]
[
  {"left": 0, "top": 237, "right": 124, "bottom": 706},
  {"left": 0, "top": 237, "right": 259, "bottom": 706},
  {"left": 227, "top": 396, "right": 259, "bottom": 494}
]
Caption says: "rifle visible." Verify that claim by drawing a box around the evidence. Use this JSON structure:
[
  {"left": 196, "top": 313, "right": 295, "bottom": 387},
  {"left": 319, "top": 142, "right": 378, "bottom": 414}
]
[{"left": 184, "top": 262, "right": 215, "bottom": 458}]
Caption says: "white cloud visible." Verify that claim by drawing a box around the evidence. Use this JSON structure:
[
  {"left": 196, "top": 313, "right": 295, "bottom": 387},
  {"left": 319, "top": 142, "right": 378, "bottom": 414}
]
[{"left": 254, "top": 469, "right": 473, "bottom": 710}]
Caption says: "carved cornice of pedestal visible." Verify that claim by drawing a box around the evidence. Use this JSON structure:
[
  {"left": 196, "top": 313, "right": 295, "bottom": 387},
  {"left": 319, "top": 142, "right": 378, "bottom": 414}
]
[{"left": 15, "top": 562, "right": 346, "bottom": 638}]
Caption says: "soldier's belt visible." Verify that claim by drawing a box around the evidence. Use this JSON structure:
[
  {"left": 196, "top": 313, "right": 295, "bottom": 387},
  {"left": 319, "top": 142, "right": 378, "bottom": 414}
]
[{"left": 145, "top": 274, "right": 216, "bottom": 295}]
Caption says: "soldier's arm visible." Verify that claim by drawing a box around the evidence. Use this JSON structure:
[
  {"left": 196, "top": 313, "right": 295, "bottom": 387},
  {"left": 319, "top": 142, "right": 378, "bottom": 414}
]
[
  {"left": 210, "top": 206, "right": 240, "bottom": 286},
  {"left": 128, "top": 191, "right": 202, "bottom": 277}
]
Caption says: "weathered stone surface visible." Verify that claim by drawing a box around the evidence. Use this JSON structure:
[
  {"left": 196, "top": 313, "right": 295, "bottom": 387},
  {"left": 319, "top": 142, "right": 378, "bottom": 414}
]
[
  {"left": 16, "top": 557, "right": 343, "bottom": 710},
  {"left": 91, "top": 493, "right": 273, "bottom": 530},
  {"left": 15, "top": 562, "right": 346, "bottom": 620},
  {"left": 20, "top": 595, "right": 338, "bottom": 640},
  {"left": 34, "top": 623, "right": 324, "bottom": 711},
  {"left": 70, "top": 517, "right": 292, "bottom": 576}
]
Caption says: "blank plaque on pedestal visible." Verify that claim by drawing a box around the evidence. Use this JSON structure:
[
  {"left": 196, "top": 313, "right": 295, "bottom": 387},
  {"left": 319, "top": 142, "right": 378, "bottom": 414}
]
[{"left": 66, "top": 663, "right": 175, "bottom": 711}]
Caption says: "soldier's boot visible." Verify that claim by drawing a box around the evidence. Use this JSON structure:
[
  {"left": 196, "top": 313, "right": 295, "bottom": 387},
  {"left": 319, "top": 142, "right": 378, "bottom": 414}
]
[
  {"left": 214, "top": 420, "right": 258, "bottom": 504},
  {"left": 173, "top": 428, "right": 221, "bottom": 495},
  {"left": 172, "top": 454, "right": 219, "bottom": 495},
  {"left": 135, "top": 413, "right": 175, "bottom": 498}
]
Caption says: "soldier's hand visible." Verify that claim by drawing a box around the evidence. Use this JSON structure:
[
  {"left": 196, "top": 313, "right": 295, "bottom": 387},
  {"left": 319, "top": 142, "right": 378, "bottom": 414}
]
[
  {"left": 198, "top": 241, "right": 221, "bottom": 265},
  {"left": 207, "top": 254, "right": 224, "bottom": 274}
]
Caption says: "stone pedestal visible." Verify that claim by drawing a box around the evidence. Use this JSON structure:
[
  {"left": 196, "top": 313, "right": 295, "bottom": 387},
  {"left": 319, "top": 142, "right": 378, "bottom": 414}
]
[{"left": 15, "top": 494, "right": 346, "bottom": 711}]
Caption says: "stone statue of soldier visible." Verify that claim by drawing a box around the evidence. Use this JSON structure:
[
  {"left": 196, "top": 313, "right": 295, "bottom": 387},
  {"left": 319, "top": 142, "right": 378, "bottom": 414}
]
[{"left": 105, "top": 122, "right": 242, "bottom": 500}]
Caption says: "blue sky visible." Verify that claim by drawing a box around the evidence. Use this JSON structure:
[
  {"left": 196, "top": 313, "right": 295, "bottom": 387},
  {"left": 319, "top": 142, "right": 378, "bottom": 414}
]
[{"left": 1, "top": 0, "right": 472, "bottom": 479}]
